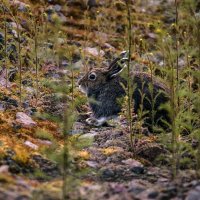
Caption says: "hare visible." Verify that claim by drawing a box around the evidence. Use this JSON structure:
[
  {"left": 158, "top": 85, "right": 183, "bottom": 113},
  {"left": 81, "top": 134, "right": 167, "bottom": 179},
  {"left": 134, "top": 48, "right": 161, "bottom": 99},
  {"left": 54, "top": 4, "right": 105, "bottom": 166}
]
[{"left": 78, "top": 51, "right": 170, "bottom": 130}]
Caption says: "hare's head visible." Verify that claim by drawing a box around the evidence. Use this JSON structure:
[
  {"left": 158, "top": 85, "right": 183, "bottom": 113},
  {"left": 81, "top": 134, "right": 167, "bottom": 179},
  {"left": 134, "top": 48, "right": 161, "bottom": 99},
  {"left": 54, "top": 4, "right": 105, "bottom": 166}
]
[{"left": 78, "top": 51, "right": 128, "bottom": 94}]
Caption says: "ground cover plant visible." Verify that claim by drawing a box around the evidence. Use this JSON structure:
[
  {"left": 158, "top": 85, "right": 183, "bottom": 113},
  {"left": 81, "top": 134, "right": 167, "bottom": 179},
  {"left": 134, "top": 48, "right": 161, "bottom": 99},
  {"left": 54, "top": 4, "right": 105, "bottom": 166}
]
[{"left": 0, "top": 0, "right": 199, "bottom": 199}]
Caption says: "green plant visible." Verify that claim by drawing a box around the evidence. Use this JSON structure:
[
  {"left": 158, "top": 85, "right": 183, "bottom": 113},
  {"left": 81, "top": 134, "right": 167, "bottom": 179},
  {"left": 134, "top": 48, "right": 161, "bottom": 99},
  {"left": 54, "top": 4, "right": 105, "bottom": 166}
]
[
  {"left": 125, "top": 0, "right": 134, "bottom": 152},
  {"left": 36, "top": 129, "right": 54, "bottom": 141}
]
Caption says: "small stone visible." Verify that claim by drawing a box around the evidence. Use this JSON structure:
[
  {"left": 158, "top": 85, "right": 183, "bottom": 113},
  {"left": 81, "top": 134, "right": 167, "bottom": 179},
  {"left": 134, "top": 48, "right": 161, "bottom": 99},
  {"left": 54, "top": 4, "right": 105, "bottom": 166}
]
[
  {"left": 148, "top": 191, "right": 159, "bottom": 199},
  {"left": 80, "top": 131, "right": 98, "bottom": 139},
  {"left": 0, "top": 165, "right": 9, "bottom": 173},
  {"left": 87, "top": 0, "right": 97, "bottom": 8},
  {"left": 24, "top": 141, "right": 38, "bottom": 150},
  {"left": 85, "top": 161, "right": 99, "bottom": 168},
  {"left": 0, "top": 78, "right": 11, "bottom": 88},
  {"left": 2, "top": 96, "right": 18, "bottom": 107},
  {"left": 101, "top": 168, "right": 115, "bottom": 179},
  {"left": 147, "top": 33, "right": 157, "bottom": 39},
  {"left": 186, "top": 185, "right": 200, "bottom": 200},
  {"left": 11, "top": 0, "right": 29, "bottom": 12},
  {"left": 84, "top": 47, "right": 105, "bottom": 57},
  {"left": 0, "top": 103, "right": 5, "bottom": 111},
  {"left": 37, "top": 139, "right": 52, "bottom": 146},
  {"left": 72, "top": 60, "right": 83, "bottom": 69},
  {"left": 131, "top": 166, "right": 144, "bottom": 174},
  {"left": 122, "top": 158, "right": 144, "bottom": 174},
  {"left": 16, "top": 112, "right": 37, "bottom": 128},
  {"left": 54, "top": 4, "right": 62, "bottom": 12}
]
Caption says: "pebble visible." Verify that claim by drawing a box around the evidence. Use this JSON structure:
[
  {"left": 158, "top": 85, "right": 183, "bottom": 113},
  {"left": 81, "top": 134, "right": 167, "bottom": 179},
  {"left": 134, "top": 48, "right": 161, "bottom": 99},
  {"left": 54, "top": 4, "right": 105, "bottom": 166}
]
[
  {"left": 186, "top": 186, "right": 200, "bottom": 200},
  {"left": 16, "top": 112, "right": 37, "bottom": 128},
  {"left": 148, "top": 190, "right": 159, "bottom": 199},
  {"left": 85, "top": 161, "right": 99, "bottom": 169},
  {"left": 24, "top": 141, "right": 38, "bottom": 150},
  {"left": 37, "top": 139, "right": 53, "bottom": 146},
  {"left": 80, "top": 131, "right": 98, "bottom": 139},
  {"left": 122, "top": 159, "right": 144, "bottom": 174},
  {"left": 0, "top": 165, "right": 9, "bottom": 173},
  {"left": 84, "top": 47, "right": 105, "bottom": 57}
]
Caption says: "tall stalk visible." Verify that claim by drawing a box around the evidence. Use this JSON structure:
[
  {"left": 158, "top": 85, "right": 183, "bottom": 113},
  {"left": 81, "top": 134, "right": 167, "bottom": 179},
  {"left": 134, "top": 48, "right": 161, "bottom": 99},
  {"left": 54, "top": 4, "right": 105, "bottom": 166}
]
[
  {"left": 62, "top": 102, "right": 69, "bottom": 200},
  {"left": 165, "top": 37, "right": 177, "bottom": 178},
  {"left": 3, "top": 5, "right": 8, "bottom": 88},
  {"left": 175, "top": 0, "right": 180, "bottom": 107},
  {"left": 147, "top": 55, "right": 155, "bottom": 133},
  {"left": 125, "top": 0, "right": 134, "bottom": 152},
  {"left": 193, "top": 5, "right": 200, "bottom": 173},
  {"left": 170, "top": 63, "right": 177, "bottom": 179},
  {"left": 17, "top": 22, "right": 22, "bottom": 106},
  {"left": 70, "top": 58, "right": 74, "bottom": 105},
  {"left": 34, "top": 18, "right": 39, "bottom": 106}
]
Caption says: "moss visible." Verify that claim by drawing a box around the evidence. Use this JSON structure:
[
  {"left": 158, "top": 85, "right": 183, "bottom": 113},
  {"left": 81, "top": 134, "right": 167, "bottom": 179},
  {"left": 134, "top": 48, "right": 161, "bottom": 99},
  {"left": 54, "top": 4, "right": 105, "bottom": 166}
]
[
  {"left": 13, "top": 145, "right": 30, "bottom": 165},
  {"left": 35, "top": 129, "right": 54, "bottom": 141},
  {"left": 31, "top": 169, "right": 51, "bottom": 181}
]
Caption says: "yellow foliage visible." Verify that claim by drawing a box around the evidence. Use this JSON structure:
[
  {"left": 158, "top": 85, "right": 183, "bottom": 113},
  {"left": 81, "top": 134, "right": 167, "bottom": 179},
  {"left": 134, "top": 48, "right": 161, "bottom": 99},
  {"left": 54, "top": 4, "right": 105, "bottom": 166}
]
[
  {"left": 0, "top": 174, "right": 14, "bottom": 184},
  {"left": 0, "top": 148, "right": 6, "bottom": 159},
  {"left": 77, "top": 150, "right": 90, "bottom": 160},
  {"left": 13, "top": 145, "right": 30, "bottom": 164},
  {"left": 102, "top": 147, "right": 121, "bottom": 155}
]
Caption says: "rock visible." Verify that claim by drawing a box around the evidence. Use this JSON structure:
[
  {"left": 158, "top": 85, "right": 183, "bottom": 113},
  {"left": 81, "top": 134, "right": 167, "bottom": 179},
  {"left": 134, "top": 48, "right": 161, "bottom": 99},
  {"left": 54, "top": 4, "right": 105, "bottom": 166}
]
[
  {"left": 57, "top": 12, "right": 67, "bottom": 23},
  {"left": 37, "top": 139, "right": 53, "bottom": 146},
  {"left": 10, "top": 0, "right": 29, "bottom": 12},
  {"left": 122, "top": 159, "right": 144, "bottom": 174},
  {"left": 128, "top": 180, "right": 151, "bottom": 196},
  {"left": 122, "top": 158, "right": 143, "bottom": 167},
  {"left": 186, "top": 186, "right": 200, "bottom": 200},
  {"left": 80, "top": 131, "right": 98, "bottom": 139},
  {"left": 87, "top": 0, "right": 97, "bottom": 8},
  {"left": 1, "top": 96, "right": 18, "bottom": 107},
  {"left": 24, "top": 141, "right": 38, "bottom": 150},
  {"left": 0, "top": 103, "right": 5, "bottom": 111},
  {"left": 0, "top": 165, "right": 9, "bottom": 173},
  {"left": 0, "top": 78, "right": 11, "bottom": 88},
  {"left": 131, "top": 166, "right": 144, "bottom": 174},
  {"left": 84, "top": 47, "right": 105, "bottom": 57},
  {"left": 148, "top": 190, "right": 159, "bottom": 199},
  {"left": 46, "top": 5, "right": 67, "bottom": 23},
  {"left": 161, "top": 186, "right": 177, "bottom": 199},
  {"left": 54, "top": 4, "right": 62, "bottom": 12},
  {"left": 72, "top": 60, "right": 83, "bottom": 70},
  {"left": 9, "top": 22, "right": 23, "bottom": 31},
  {"left": 24, "top": 87, "right": 35, "bottom": 94},
  {"left": 100, "top": 168, "right": 115, "bottom": 179},
  {"left": 85, "top": 161, "right": 99, "bottom": 168},
  {"left": 147, "top": 32, "right": 157, "bottom": 39},
  {"left": 16, "top": 112, "right": 37, "bottom": 128}
]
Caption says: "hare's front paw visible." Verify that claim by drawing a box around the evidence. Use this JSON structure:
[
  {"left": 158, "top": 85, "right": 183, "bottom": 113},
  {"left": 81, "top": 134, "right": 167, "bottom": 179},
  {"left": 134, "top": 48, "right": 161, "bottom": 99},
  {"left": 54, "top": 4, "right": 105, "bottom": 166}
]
[{"left": 86, "top": 117, "right": 107, "bottom": 126}]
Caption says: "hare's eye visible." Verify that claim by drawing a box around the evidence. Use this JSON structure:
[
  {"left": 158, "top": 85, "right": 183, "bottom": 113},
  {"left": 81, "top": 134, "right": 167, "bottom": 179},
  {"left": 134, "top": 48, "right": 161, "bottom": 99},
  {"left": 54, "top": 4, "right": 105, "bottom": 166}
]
[{"left": 88, "top": 73, "right": 96, "bottom": 80}]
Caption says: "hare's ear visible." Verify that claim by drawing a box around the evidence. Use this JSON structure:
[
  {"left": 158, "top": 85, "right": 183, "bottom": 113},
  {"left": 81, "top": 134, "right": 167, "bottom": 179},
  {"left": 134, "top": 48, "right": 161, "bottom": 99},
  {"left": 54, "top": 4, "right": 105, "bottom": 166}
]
[
  {"left": 107, "top": 57, "right": 128, "bottom": 79},
  {"left": 108, "top": 51, "right": 128, "bottom": 70}
]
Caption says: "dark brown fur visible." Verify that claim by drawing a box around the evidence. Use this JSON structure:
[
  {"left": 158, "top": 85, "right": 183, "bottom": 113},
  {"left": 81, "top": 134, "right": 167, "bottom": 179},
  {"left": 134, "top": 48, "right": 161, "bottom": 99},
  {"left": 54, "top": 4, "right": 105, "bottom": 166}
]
[{"left": 78, "top": 54, "right": 170, "bottom": 131}]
